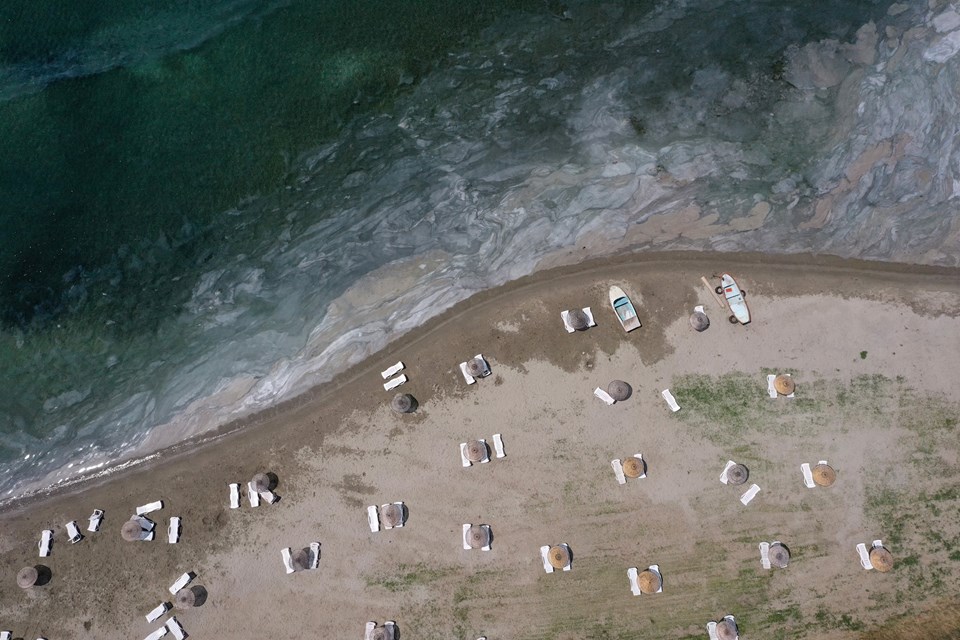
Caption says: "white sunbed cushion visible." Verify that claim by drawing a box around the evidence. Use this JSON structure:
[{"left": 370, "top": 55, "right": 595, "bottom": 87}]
[
  {"left": 364, "top": 622, "right": 376, "bottom": 640},
  {"left": 459, "top": 362, "right": 476, "bottom": 385},
  {"left": 39, "top": 529, "right": 52, "bottom": 557},
  {"left": 611, "top": 459, "right": 626, "bottom": 485},
  {"left": 661, "top": 389, "right": 680, "bottom": 412},
  {"left": 648, "top": 564, "right": 662, "bottom": 592},
  {"left": 165, "top": 617, "right": 186, "bottom": 640},
  {"left": 873, "top": 539, "right": 883, "bottom": 549},
  {"left": 740, "top": 484, "right": 761, "bottom": 505},
  {"left": 801, "top": 463, "right": 815, "bottom": 488},
  {"left": 229, "top": 483, "right": 240, "bottom": 509},
  {"left": 459, "top": 442, "right": 472, "bottom": 467},
  {"left": 627, "top": 567, "right": 640, "bottom": 596},
  {"left": 281, "top": 548, "right": 295, "bottom": 574},
  {"left": 383, "top": 374, "right": 407, "bottom": 391},
  {"left": 144, "top": 626, "right": 168, "bottom": 640},
  {"left": 0, "top": 632, "right": 9, "bottom": 640},
  {"left": 367, "top": 506, "right": 380, "bottom": 532},
  {"left": 560, "top": 307, "right": 596, "bottom": 333},
  {"left": 145, "top": 602, "right": 170, "bottom": 623},
  {"left": 309, "top": 542, "right": 321, "bottom": 569},
  {"left": 66, "top": 520, "right": 83, "bottom": 543},
  {"left": 707, "top": 621, "right": 719, "bottom": 640},
  {"left": 136, "top": 500, "right": 163, "bottom": 515},
  {"left": 248, "top": 481, "right": 261, "bottom": 507},
  {"left": 87, "top": 509, "right": 104, "bottom": 532},
  {"left": 260, "top": 490, "right": 280, "bottom": 504},
  {"left": 857, "top": 543, "right": 874, "bottom": 570},
  {"left": 539, "top": 545, "right": 554, "bottom": 573},
  {"left": 381, "top": 361, "right": 404, "bottom": 379},
  {"left": 168, "top": 572, "right": 194, "bottom": 595},
  {"left": 168, "top": 517, "right": 181, "bottom": 544},
  {"left": 759, "top": 542, "right": 771, "bottom": 570},
  {"left": 694, "top": 305, "right": 705, "bottom": 313},
  {"left": 719, "top": 460, "right": 736, "bottom": 484},
  {"left": 462, "top": 524, "right": 472, "bottom": 550},
  {"left": 594, "top": 387, "right": 615, "bottom": 405},
  {"left": 492, "top": 433, "right": 505, "bottom": 458},
  {"left": 480, "top": 525, "right": 491, "bottom": 551},
  {"left": 766, "top": 374, "right": 778, "bottom": 399}
]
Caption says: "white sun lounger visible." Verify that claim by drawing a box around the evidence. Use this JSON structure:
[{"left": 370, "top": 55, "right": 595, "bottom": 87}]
[
  {"left": 260, "top": 489, "right": 280, "bottom": 504},
  {"left": 627, "top": 567, "right": 641, "bottom": 596},
  {"left": 66, "top": 520, "right": 83, "bottom": 544},
  {"left": 144, "top": 627, "right": 168, "bottom": 640},
  {"left": 719, "top": 460, "right": 736, "bottom": 484},
  {"left": 165, "top": 616, "right": 187, "bottom": 640},
  {"left": 611, "top": 459, "right": 626, "bottom": 485},
  {"left": 39, "top": 529, "right": 52, "bottom": 557},
  {"left": 493, "top": 433, "right": 505, "bottom": 458},
  {"left": 384, "top": 622, "right": 396, "bottom": 640},
  {"left": 594, "top": 387, "right": 616, "bottom": 405},
  {"left": 462, "top": 524, "right": 471, "bottom": 550},
  {"left": 661, "top": 389, "right": 680, "bottom": 412},
  {"left": 381, "top": 361, "right": 404, "bottom": 379},
  {"left": 87, "top": 509, "right": 104, "bottom": 532},
  {"left": 168, "top": 572, "right": 194, "bottom": 595},
  {"left": 228, "top": 483, "right": 240, "bottom": 509},
  {"left": 740, "top": 484, "right": 761, "bottom": 505},
  {"left": 309, "top": 542, "right": 321, "bottom": 569},
  {"left": 367, "top": 505, "right": 380, "bottom": 532},
  {"left": 136, "top": 500, "right": 163, "bottom": 515},
  {"left": 873, "top": 539, "right": 883, "bottom": 549},
  {"left": 146, "top": 602, "right": 171, "bottom": 623},
  {"left": 0, "top": 632, "right": 10, "bottom": 640},
  {"left": 280, "top": 548, "right": 295, "bottom": 574},
  {"left": 646, "top": 564, "right": 662, "bottom": 592},
  {"left": 560, "top": 307, "right": 596, "bottom": 333},
  {"left": 801, "top": 463, "right": 815, "bottom": 488},
  {"left": 857, "top": 542, "right": 873, "bottom": 569},
  {"left": 632, "top": 453, "right": 646, "bottom": 478},
  {"left": 759, "top": 542, "right": 771, "bottom": 570},
  {"left": 247, "top": 481, "right": 261, "bottom": 507},
  {"left": 539, "top": 545, "right": 554, "bottom": 573},
  {"left": 383, "top": 374, "right": 407, "bottom": 391},
  {"left": 168, "top": 517, "right": 181, "bottom": 544},
  {"left": 561, "top": 543, "right": 572, "bottom": 571},
  {"left": 364, "top": 622, "right": 376, "bottom": 640},
  {"left": 707, "top": 621, "right": 719, "bottom": 640}
]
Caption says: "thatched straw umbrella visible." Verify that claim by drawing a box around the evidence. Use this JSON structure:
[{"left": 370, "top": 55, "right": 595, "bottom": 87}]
[
  {"left": 466, "top": 525, "right": 490, "bottom": 549},
  {"left": 637, "top": 569, "right": 661, "bottom": 594},
  {"left": 607, "top": 380, "right": 632, "bottom": 401},
  {"left": 548, "top": 545, "right": 570, "bottom": 570},
  {"left": 568, "top": 309, "right": 589, "bottom": 331},
  {"left": 466, "top": 357, "right": 486, "bottom": 377},
  {"left": 121, "top": 518, "right": 152, "bottom": 542},
  {"left": 17, "top": 566, "right": 38, "bottom": 589},
  {"left": 465, "top": 440, "right": 487, "bottom": 463},
  {"left": 252, "top": 472, "right": 276, "bottom": 493},
  {"left": 813, "top": 463, "right": 836, "bottom": 487},
  {"left": 716, "top": 619, "right": 738, "bottom": 640},
  {"left": 770, "top": 543, "right": 791, "bottom": 568},
  {"left": 689, "top": 311, "right": 710, "bottom": 332},
  {"left": 623, "top": 457, "right": 645, "bottom": 479},
  {"left": 292, "top": 548, "right": 312, "bottom": 571},
  {"left": 382, "top": 503, "right": 404, "bottom": 528},
  {"left": 727, "top": 464, "right": 749, "bottom": 486},
  {"left": 870, "top": 546, "right": 894, "bottom": 573},
  {"left": 391, "top": 393, "right": 416, "bottom": 414},
  {"left": 371, "top": 628, "right": 387, "bottom": 640},
  {"left": 774, "top": 374, "right": 795, "bottom": 395}
]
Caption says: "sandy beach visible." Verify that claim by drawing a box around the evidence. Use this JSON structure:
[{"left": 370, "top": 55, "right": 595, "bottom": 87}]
[{"left": 1, "top": 251, "right": 959, "bottom": 640}]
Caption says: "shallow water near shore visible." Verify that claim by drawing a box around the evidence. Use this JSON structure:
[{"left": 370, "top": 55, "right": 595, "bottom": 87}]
[{"left": 2, "top": 0, "right": 959, "bottom": 500}]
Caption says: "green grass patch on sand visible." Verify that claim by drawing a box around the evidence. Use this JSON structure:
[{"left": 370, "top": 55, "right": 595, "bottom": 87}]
[{"left": 365, "top": 562, "right": 456, "bottom": 592}]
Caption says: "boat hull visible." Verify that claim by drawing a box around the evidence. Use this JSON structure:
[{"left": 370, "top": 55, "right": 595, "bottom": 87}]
[
  {"left": 609, "top": 285, "right": 641, "bottom": 332},
  {"left": 720, "top": 274, "right": 751, "bottom": 324}
]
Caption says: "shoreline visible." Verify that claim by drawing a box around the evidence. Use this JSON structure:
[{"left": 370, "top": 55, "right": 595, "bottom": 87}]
[{"left": 4, "top": 248, "right": 959, "bottom": 516}]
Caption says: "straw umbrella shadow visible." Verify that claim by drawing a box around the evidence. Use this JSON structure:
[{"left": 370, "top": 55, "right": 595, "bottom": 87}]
[
  {"left": 176, "top": 585, "right": 208, "bottom": 608},
  {"left": 17, "top": 565, "right": 51, "bottom": 589}
]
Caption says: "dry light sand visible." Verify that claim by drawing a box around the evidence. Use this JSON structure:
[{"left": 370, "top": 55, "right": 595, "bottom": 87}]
[{"left": 1, "top": 252, "right": 959, "bottom": 640}]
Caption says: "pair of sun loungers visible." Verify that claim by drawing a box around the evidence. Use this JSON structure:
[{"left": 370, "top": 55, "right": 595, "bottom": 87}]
[
  {"left": 367, "top": 502, "right": 407, "bottom": 533},
  {"left": 461, "top": 524, "right": 492, "bottom": 551},
  {"left": 707, "top": 615, "right": 739, "bottom": 640},
  {"left": 593, "top": 387, "right": 680, "bottom": 412},
  {"left": 611, "top": 454, "right": 646, "bottom": 485},
  {"left": 228, "top": 482, "right": 279, "bottom": 509},
  {"left": 800, "top": 460, "right": 831, "bottom": 488},
  {"left": 280, "top": 542, "right": 321, "bottom": 574},
  {"left": 364, "top": 621, "right": 397, "bottom": 640},
  {"left": 627, "top": 564, "right": 662, "bottom": 596},
  {"left": 856, "top": 540, "right": 886, "bottom": 570},
  {"left": 718, "top": 460, "right": 761, "bottom": 505},
  {"left": 143, "top": 617, "right": 186, "bottom": 640},
  {"left": 459, "top": 435, "right": 506, "bottom": 466},
  {"left": 459, "top": 354, "right": 491, "bottom": 385},
  {"left": 766, "top": 374, "right": 795, "bottom": 398},
  {"left": 758, "top": 541, "right": 786, "bottom": 570},
  {"left": 539, "top": 544, "right": 572, "bottom": 573},
  {"left": 560, "top": 307, "right": 597, "bottom": 332},
  {"left": 382, "top": 361, "right": 407, "bottom": 391}
]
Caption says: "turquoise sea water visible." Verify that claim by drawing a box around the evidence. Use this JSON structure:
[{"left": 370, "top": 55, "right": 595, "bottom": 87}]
[{"left": 2, "top": 0, "right": 947, "bottom": 499}]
